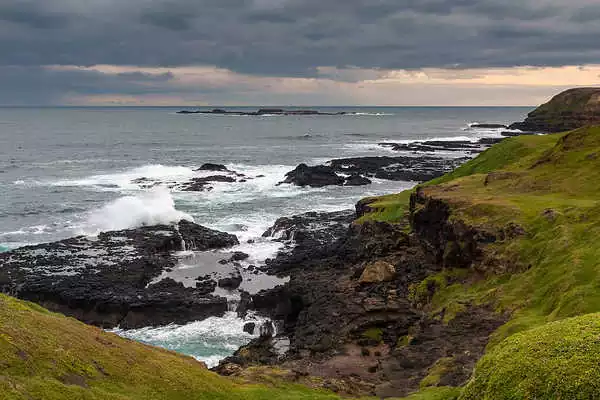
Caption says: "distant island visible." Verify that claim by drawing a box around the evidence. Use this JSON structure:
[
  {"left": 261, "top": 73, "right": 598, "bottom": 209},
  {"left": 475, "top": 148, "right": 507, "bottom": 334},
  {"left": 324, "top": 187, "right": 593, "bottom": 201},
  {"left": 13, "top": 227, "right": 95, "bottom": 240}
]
[{"left": 177, "top": 108, "right": 348, "bottom": 116}]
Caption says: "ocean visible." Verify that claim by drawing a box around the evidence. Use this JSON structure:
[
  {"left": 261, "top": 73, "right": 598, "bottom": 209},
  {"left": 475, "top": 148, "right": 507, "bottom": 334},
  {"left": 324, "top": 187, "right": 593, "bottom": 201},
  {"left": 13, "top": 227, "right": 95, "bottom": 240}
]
[{"left": 0, "top": 106, "right": 531, "bottom": 365}]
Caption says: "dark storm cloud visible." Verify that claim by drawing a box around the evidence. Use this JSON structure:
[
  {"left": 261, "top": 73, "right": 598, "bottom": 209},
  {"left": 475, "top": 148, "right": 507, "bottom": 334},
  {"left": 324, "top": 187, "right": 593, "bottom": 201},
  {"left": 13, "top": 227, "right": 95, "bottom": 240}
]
[
  {"left": 0, "top": 0, "right": 599, "bottom": 81},
  {"left": 0, "top": 66, "right": 179, "bottom": 104},
  {"left": 0, "top": 2, "right": 69, "bottom": 29}
]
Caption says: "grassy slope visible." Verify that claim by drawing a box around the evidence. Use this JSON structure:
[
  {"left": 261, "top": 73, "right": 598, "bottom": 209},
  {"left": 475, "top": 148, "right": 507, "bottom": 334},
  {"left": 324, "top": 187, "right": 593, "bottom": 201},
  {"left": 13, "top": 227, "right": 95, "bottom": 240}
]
[
  {"left": 0, "top": 292, "right": 462, "bottom": 400},
  {"left": 0, "top": 294, "right": 340, "bottom": 400},
  {"left": 358, "top": 127, "right": 600, "bottom": 399}
]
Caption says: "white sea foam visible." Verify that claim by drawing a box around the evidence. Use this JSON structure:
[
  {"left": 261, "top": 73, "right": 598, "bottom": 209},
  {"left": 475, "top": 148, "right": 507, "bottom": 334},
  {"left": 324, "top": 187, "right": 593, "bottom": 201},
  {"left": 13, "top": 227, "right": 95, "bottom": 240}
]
[
  {"left": 349, "top": 112, "right": 395, "bottom": 116},
  {"left": 110, "top": 312, "right": 269, "bottom": 368},
  {"left": 82, "top": 188, "right": 192, "bottom": 234},
  {"left": 465, "top": 122, "right": 523, "bottom": 138},
  {"left": 50, "top": 164, "right": 197, "bottom": 190}
]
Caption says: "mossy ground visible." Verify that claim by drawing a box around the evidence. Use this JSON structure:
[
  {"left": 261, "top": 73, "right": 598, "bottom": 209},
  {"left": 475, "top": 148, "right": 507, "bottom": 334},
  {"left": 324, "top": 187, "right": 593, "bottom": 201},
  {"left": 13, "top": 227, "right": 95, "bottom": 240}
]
[
  {"left": 0, "top": 294, "right": 340, "bottom": 400},
  {"left": 461, "top": 313, "right": 600, "bottom": 399},
  {"left": 359, "top": 127, "right": 600, "bottom": 399}
]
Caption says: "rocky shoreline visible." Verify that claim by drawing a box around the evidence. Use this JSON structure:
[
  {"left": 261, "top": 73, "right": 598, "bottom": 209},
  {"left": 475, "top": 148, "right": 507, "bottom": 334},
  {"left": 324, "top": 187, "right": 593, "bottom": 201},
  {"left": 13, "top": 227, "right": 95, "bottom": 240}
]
[
  {"left": 213, "top": 193, "right": 508, "bottom": 397},
  {"left": 0, "top": 191, "right": 510, "bottom": 397},
  {"left": 0, "top": 121, "right": 546, "bottom": 397}
]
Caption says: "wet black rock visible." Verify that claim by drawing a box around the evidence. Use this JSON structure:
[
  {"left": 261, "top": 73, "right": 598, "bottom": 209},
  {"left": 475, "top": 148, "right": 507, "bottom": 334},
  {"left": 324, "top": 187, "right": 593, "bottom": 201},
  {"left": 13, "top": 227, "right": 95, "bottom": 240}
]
[
  {"left": 280, "top": 163, "right": 344, "bottom": 187},
  {"left": 230, "top": 252, "right": 250, "bottom": 262},
  {"left": 329, "top": 156, "right": 469, "bottom": 183},
  {"left": 196, "top": 163, "right": 229, "bottom": 172},
  {"left": 469, "top": 123, "right": 507, "bottom": 129},
  {"left": 344, "top": 175, "right": 372, "bottom": 186},
  {"left": 195, "top": 276, "right": 218, "bottom": 294},
  {"left": 244, "top": 322, "right": 257, "bottom": 335},
  {"left": 281, "top": 154, "right": 471, "bottom": 188},
  {"left": 0, "top": 221, "right": 238, "bottom": 328},
  {"left": 218, "top": 270, "right": 243, "bottom": 290},
  {"left": 178, "top": 220, "right": 239, "bottom": 250},
  {"left": 378, "top": 141, "right": 482, "bottom": 154},
  {"left": 263, "top": 210, "right": 355, "bottom": 244},
  {"left": 179, "top": 175, "right": 237, "bottom": 192},
  {"left": 261, "top": 210, "right": 356, "bottom": 275}
]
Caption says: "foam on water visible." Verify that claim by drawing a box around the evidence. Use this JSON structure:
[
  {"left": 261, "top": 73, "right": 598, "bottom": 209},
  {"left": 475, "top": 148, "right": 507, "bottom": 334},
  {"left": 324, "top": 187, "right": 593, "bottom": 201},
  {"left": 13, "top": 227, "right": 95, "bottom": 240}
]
[
  {"left": 350, "top": 112, "right": 395, "bottom": 116},
  {"left": 110, "top": 311, "right": 269, "bottom": 368},
  {"left": 50, "top": 164, "right": 197, "bottom": 190},
  {"left": 81, "top": 188, "right": 193, "bottom": 234}
]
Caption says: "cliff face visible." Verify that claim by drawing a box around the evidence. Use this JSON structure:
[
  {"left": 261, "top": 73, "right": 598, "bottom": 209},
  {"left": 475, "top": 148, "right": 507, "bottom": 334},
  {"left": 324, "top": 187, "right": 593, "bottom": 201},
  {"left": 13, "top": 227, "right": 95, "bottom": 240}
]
[
  {"left": 357, "top": 126, "right": 600, "bottom": 399},
  {"left": 510, "top": 87, "right": 600, "bottom": 132}
]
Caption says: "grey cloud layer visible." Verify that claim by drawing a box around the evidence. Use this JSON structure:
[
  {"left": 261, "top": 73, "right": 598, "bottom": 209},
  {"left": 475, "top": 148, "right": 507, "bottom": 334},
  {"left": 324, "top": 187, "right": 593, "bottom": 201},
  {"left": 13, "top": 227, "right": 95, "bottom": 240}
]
[{"left": 1, "top": 0, "right": 599, "bottom": 75}]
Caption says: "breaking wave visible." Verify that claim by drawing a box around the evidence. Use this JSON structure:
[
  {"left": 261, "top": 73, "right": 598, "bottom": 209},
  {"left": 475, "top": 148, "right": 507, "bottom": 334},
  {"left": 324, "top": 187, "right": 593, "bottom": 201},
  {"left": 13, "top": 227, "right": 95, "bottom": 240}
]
[{"left": 82, "top": 188, "right": 192, "bottom": 234}]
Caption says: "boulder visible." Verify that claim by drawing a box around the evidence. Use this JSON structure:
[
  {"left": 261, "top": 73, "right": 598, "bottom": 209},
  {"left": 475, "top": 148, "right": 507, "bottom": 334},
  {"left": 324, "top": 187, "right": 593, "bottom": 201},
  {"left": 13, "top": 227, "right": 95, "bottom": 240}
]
[
  {"left": 280, "top": 164, "right": 344, "bottom": 187},
  {"left": 243, "top": 322, "right": 257, "bottom": 335},
  {"left": 359, "top": 261, "right": 396, "bottom": 284},
  {"left": 179, "top": 175, "right": 236, "bottom": 192},
  {"left": 344, "top": 175, "right": 372, "bottom": 186},
  {"left": 218, "top": 270, "right": 243, "bottom": 290},
  {"left": 509, "top": 88, "right": 600, "bottom": 133},
  {"left": 230, "top": 252, "right": 250, "bottom": 262},
  {"left": 197, "top": 163, "right": 229, "bottom": 172}
]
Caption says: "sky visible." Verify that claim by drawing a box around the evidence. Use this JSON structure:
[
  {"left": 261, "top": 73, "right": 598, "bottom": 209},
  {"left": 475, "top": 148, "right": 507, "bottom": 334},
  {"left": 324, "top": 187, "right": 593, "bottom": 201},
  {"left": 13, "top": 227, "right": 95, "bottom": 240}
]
[{"left": 1, "top": 0, "right": 600, "bottom": 106}]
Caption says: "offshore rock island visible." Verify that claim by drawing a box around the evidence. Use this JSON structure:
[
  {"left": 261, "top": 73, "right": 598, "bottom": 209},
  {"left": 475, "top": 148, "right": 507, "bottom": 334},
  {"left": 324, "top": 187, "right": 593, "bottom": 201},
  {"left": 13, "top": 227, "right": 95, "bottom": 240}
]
[{"left": 177, "top": 108, "right": 350, "bottom": 116}]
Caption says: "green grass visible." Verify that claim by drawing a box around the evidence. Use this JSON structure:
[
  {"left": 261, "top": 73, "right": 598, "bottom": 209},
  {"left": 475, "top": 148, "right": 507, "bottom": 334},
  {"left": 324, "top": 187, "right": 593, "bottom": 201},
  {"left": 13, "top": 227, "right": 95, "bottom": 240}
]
[
  {"left": 0, "top": 294, "right": 340, "bottom": 400},
  {"left": 362, "top": 327, "right": 384, "bottom": 342},
  {"left": 356, "top": 190, "right": 413, "bottom": 224},
  {"left": 460, "top": 313, "right": 600, "bottom": 399},
  {"left": 358, "top": 126, "right": 600, "bottom": 398},
  {"left": 420, "top": 358, "right": 456, "bottom": 390}
]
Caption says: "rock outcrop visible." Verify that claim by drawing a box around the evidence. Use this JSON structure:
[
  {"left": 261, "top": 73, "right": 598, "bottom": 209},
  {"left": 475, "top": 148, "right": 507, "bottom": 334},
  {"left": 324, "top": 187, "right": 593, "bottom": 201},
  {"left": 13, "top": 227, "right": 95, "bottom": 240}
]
[
  {"left": 218, "top": 202, "right": 506, "bottom": 397},
  {"left": 280, "top": 164, "right": 345, "bottom": 187},
  {"left": 509, "top": 87, "right": 600, "bottom": 133},
  {"left": 0, "top": 221, "right": 239, "bottom": 328},
  {"left": 359, "top": 260, "right": 396, "bottom": 283},
  {"left": 177, "top": 108, "right": 347, "bottom": 116},
  {"left": 281, "top": 155, "right": 470, "bottom": 188}
]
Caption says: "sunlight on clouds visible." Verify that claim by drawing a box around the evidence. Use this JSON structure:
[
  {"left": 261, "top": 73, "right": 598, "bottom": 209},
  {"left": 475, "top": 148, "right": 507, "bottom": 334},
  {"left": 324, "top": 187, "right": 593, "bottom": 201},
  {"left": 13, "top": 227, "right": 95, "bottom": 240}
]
[{"left": 49, "top": 64, "right": 600, "bottom": 106}]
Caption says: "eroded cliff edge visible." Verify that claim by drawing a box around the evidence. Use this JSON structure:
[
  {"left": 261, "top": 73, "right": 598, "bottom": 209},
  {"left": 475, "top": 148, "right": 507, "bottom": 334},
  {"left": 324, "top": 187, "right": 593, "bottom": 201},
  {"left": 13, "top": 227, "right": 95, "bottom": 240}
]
[{"left": 510, "top": 87, "right": 600, "bottom": 132}]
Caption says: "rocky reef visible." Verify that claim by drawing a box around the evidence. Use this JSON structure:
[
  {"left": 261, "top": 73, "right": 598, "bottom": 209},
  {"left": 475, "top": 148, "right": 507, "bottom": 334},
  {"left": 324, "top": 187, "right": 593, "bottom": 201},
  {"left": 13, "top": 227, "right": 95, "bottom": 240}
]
[
  {"left": 281, "top": 155, "right": 471, "bottom": 188},
  {"left": 0, "top": 220, "right": 239, "bottom": 328},
  {"left": 509, "top": 87, "right": 600, "bottom": 132},
  {"left": 177, "top": 108, "right": 348, "bottom": 116}
]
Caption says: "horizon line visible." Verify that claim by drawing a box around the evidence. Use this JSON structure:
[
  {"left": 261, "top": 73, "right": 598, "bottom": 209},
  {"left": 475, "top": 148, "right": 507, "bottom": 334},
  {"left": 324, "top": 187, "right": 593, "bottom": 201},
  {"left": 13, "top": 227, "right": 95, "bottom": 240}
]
[{"left": 0, "top": 104, "right": 536, "bottom": 108}]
